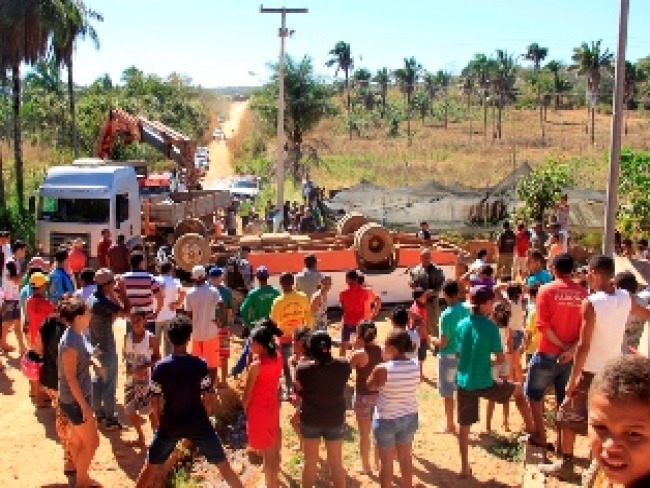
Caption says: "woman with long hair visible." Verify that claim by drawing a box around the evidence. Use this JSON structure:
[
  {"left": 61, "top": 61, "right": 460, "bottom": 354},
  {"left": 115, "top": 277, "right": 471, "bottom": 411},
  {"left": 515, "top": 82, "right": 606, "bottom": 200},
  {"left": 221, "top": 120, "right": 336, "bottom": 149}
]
[
  {"left": 57, "top": 296, "right": 101, "bottom": 488},
  {"left": 295, "top": 331, "right": 351, "bottom": 488},
  {"left": 242, "top": 319, "right": 283, "bottom": 488}
]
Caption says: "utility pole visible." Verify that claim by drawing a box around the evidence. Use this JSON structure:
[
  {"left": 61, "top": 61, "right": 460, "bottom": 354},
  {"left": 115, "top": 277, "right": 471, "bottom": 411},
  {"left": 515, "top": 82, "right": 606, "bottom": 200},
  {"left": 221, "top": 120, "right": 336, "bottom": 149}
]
[
  {"left": 260, "top": 5, "right": 308, "bottom": 211},
  {"left": 603, "top": 0, "right": 629, "bottom": 256}
]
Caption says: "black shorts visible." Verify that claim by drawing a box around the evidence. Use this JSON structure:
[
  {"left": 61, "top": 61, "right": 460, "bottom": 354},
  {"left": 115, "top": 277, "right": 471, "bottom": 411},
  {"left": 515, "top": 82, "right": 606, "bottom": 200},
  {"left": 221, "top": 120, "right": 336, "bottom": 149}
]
[
  {"left": 59, "top": 397, "right": 91, "bottom": 426},
  {"left": 457, "top": 381, "right": 516, "bottom": 426},
  {"left": 417, "top": 340, "right": 428, "bottom": 362},
  {"left": 557, "top": 371, "right": 594, "bottom": 436}
]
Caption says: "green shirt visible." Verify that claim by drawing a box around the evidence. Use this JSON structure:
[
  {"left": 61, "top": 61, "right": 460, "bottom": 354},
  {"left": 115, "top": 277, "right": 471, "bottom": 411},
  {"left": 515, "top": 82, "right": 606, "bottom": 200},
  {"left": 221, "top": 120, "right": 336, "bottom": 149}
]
[
  {"left": 216, "top": 284, "right": 233, "bottom": 327},
  {"left": 455, "top": 313, "right": 503, "bottom": 391},
  {"left": 438, "top": 302, "right": 469, "bottom": 355},
  {"left": 239, "top": 285, "right": 281, "bottom": 327},
  {"left": 239, "top": 200, "right": 252, "bottom": 217}
]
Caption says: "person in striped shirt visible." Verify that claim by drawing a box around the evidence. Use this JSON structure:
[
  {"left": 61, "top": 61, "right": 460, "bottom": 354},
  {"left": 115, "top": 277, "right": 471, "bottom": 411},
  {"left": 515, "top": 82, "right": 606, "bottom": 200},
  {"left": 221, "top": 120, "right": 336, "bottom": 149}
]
[{"left": 117, "top": 252, "right": 162, "bottom": 332}]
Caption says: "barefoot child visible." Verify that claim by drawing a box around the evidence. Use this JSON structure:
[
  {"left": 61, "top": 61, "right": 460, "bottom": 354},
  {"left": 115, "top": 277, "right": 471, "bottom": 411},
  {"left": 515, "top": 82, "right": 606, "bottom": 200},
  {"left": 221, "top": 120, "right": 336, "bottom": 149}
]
[
  {"left": 587, "top": 355, "right": 650, "bottom": 488},
  {"left": 349, "top": 321, "right": 382, "bottom": 474},
  {"left": 136, "top": 315, "right": 243, "bottom": 488},
  {"left": 124, "top": 309, "right": 160, "bottom": 446},
  {"left": 456, "top": 286, "right": 534, "bottom": 479},
  {"left": 242, "top": 319, "right": 283, "bottom": 488},
  {"left": 506, "top": 283, "right": 525, "bottom": 383},
  {"left": 431, "top": 280, "right": 468, "bottom": 434},
  {"left": 391, "top": 306, "right": 419, "bottom": 362},
  {"left": 486, "top": 300, "right": 512, "bottom": 433},
  {"left": 408, "top": 288, "right": 430, "bottom": 380}
]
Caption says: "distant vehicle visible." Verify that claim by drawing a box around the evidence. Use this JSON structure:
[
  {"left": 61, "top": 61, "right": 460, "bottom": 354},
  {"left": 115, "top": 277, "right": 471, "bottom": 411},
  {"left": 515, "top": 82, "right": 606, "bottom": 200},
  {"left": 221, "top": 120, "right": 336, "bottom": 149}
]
[
  {"left": 217, "top": 115, "right": 225, "bottom": 123},
  {"left": 213, "top": 128, "right": 225, "bottom": 140},
  {"left": 230, "top": 176, "right": 261, "bottom": 199},
  {"left": 195, "top": 146, "right": 209, "bottom": 161}
]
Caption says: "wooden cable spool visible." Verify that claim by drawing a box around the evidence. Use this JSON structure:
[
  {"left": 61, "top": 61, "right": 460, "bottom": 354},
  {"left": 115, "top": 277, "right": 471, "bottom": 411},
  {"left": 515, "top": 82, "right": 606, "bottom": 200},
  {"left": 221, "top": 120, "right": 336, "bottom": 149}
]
[
  {"left": 354, "top": 223, "right": 394, "bottom": 265},
  {"left": 173, "top": 233, "right": 211, "bottom": 272},
  {"left": 174, "top": 218, "right": 207, "bottom": 241},
  {"left": 337, "top": 212, "right": 369, "bottom": 236}
]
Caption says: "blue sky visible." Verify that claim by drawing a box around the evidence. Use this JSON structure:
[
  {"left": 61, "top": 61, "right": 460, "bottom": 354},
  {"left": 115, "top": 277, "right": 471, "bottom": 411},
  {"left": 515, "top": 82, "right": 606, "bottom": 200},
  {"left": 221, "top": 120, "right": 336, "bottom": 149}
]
[{"left": 70, "top": 0, "right": 650, "bottom": 87}]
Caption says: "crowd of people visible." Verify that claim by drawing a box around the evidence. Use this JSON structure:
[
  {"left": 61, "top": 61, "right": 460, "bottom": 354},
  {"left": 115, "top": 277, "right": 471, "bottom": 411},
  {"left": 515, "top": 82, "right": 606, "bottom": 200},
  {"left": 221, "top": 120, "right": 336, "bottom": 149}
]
[{"left": 2, "top": 205, "right": 650, "bottom": 488}]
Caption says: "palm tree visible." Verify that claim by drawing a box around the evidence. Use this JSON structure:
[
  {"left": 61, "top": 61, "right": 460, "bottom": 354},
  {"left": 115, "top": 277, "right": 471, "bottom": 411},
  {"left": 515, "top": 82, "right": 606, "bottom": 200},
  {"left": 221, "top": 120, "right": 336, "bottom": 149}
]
[
  {"left": 524, "top": 42, "right": 549, "bottom": 138},
  {"left": 373, "top": 68, "right": 390, "bottom": 118},
  {"left": 0, "top": 0, "right": 54, "bottom": 210},
  {"left": 464, "top": 53, "right": 497, "bottom": 138},
  {"left": 545, "top": 60, "right": 564, "bottom": 111},
  {"left": 460, "top": 75, "right": 474, "bottom": 139},
  {"left": 494, "top": 49, "right": 517, "bottom": 139},
  {"left": 393, "top": 57, "right": 423, "bottom": 144},
  {"left": 352, "top": 67, "right": 373, "bottom": 110},
  {"left": 422, "top": 72, "right": 437, "bottom": 118},
  {"left": 51, "top": 0, "right": 102, "bottom": 158},
  {"left": 325, "top": 41, "right": 353, "bottom": 139},
  {"left": 570, "top": 40, "right": 614, "bottom": 144},
  {"left": 434, "top": 70, "right": 451, "bottom": 128}
]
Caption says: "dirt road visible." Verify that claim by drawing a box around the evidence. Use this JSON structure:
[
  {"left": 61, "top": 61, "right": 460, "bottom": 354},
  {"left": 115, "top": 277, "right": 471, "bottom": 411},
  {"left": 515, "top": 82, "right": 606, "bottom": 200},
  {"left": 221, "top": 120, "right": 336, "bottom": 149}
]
[{"left": 203, "top": 101, "right": 249, "bottom": 187}]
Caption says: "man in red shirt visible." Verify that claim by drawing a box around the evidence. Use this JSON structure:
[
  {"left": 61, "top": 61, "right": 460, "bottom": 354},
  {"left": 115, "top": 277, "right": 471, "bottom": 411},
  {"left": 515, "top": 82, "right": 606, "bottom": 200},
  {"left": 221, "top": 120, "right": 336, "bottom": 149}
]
[
  {"left": 339, "top": 269, "right": 368, "bottom": 356},
  {"left": 523, "top": 253, "right": 586, "bottom": 449},
  {"left": 513, "top": 221, "right": 530, "bottom": 280},
  {"left": 97, "top": 229, "right": 112, "bottom": 268}
]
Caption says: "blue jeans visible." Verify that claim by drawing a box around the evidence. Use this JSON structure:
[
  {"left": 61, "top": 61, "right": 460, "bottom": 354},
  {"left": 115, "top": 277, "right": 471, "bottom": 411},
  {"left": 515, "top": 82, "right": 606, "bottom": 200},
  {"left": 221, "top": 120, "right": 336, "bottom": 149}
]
[
  {"left": 280, "top": 342, "right": 293, "bottom": 393},
  {"left": 524, "top": 352, "right": 572, "bottom": 404},
  {"left": 92, "top": 349, "right": 118, "bottom": 420}
]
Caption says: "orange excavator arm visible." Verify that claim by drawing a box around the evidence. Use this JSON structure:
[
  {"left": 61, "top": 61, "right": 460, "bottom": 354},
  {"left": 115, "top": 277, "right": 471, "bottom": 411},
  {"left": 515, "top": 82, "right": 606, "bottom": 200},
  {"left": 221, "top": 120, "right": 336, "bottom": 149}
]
[{"left": 93, "top": 108, "right": 199, "bottom": 188}]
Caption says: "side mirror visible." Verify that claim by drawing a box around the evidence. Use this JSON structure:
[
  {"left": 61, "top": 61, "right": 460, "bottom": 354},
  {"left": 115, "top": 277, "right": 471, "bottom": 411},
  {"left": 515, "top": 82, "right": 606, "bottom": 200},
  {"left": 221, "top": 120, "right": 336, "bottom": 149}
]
[{"left": 28, "top": 196, "right": 36, "bottom": 214}]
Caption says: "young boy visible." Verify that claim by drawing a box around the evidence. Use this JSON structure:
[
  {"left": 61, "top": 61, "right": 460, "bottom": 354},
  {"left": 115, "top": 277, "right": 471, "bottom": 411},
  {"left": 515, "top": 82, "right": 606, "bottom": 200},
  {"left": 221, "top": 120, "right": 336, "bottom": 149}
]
[
  {"left": 408, "top": 287, "right": 430, "bottom": 380},
  {"left": 587, "top": 355, "right": 650, "bottom": 488},
  {"left": 136, "top": 315, "right": 243, "bottom": 488},
  {"left": 391, "top": 306, "right": 419, "bottom": 362},
  {"left": 542, "top": 255, "right": 650, "bottom": 479},
  {"left": 455, "top": 285, "right": 534, "bottom": 479},
  {"left": 431, "top": 280, "right": 469, "bottom": 434}
]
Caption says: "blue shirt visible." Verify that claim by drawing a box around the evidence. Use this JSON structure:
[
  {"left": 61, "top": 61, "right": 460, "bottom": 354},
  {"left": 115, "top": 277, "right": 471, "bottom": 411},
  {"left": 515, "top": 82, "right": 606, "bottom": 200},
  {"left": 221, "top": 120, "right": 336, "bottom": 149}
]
[
  {"left": 525, "top": 269, "right": 553, "bottom": 287},
  {"left": 456, "top": 314, "right": 503, "bottom": 391},
  {"left": 49, "top": 267, "right": 75, "bottom": 304}
]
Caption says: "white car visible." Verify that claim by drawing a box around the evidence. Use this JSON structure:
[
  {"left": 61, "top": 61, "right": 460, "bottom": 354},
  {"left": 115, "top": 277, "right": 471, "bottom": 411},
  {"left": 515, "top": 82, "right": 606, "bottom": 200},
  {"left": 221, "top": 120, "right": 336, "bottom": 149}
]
[
  {"left": 195, "top": 146, "right": 209, "bottom": 161},
  {"left": 213, "top": 128, "right": 225, "bottom": 140},
  {"left": 230, "top": 176, "right": 261, "bottom": 199}
]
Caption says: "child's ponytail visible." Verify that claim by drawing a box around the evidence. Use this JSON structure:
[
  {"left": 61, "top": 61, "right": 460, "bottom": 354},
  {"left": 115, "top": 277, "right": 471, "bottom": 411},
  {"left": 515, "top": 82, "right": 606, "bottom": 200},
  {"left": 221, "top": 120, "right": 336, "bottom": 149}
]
[{"left": 250, "top": 318, "right": 283, "bottom": 357}]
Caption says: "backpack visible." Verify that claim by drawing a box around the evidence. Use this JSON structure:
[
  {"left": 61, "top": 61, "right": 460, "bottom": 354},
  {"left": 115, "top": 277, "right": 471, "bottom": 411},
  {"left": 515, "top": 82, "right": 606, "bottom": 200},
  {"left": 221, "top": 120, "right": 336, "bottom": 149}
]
[{"left": 225, "top": 256, "right": 246, "bottom": 291}]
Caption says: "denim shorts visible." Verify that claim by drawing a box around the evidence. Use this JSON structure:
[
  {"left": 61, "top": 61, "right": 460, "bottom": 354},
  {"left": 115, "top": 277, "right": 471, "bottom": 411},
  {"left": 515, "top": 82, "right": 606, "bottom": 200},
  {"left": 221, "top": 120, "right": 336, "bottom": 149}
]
[
  {"left": 3, "top": 300, "right": 20, "bottom": 321},
  {"left": 147, "top": 431, "right": 226, "bottom": 465},
  {"left": 59, "top": 397, "right": 91, "bottom": 426},
  {"left": 300, "top": 422, "right": 345, "bottom": 441},
  {"left": 437, "top": 354, "right": 457, "bottom": 398},
  {"left": 511, "top": 330, "right": 524, "bottom": 351},
  {"left": 372, "top": 412, "right": 419, "bottom": 448},
  {"left": 524, "top": 352, "right": 572, "bottom": 403},
  {"left": 340, "top": 324, "right": 357, "bottom": 343}
]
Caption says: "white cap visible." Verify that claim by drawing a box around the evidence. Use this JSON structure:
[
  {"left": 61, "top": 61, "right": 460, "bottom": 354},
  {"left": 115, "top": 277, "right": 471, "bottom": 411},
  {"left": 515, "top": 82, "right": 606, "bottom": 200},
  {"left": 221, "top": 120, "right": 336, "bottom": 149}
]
[{"left": 191, "top": 265, "right": 206, "bottom": 280}]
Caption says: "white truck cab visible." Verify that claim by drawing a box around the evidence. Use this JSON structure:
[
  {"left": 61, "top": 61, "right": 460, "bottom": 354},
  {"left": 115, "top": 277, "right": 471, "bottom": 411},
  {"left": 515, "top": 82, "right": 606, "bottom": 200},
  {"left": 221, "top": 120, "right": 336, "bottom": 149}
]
[{"left": 35, "top": 158, "right": 143, "bottom": 262}]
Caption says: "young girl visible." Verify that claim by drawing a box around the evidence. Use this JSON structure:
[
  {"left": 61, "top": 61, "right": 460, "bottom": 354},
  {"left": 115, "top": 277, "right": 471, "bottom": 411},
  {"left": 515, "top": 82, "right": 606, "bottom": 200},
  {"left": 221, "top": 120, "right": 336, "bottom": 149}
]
[
  {"left": 367, "top": 329, "right": 420, "bottom": 488},
  {"left": 25, "top": 272, "right": 55, "bottom": 406},
  {"left": 289, "top": 326, "right": 310, "bottom": 450},
  {"left": 486, "top": 300, "right": 512, "bottom": 433},
  {"left": 506, "top": 283, "right": 525, "bottom": 383},
  {"left": 310, "top": 275, "right": 332, "bottom": 331},
  {"left": 124, "top": 309, "right": 160, "bottom": 446},
  {"left": 242, "top": 319, "right": 283, "bottom": 488},
  {"left": 349, "top": 321, "right": 382, "bottom": 474},
  {"left": 408, "top": 288, "right": 429, "bottom": 381}
]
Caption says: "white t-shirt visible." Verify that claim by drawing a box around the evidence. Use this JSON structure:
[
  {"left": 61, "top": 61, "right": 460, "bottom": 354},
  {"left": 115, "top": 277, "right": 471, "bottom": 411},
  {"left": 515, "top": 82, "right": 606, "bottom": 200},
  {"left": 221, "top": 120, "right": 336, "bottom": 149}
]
[
  {"left": 74, "top": 284, "right": 97, "bottom": 304},
  {"left": 584, "top": 289, "right": 631, "bottom": 374},
  {"left": 184, "top": 283, "right": 221, "bottom": 341},
  {"left": 156, "top": 274, "right": 181, "bottom": 322},
  {"left": 508, "top": 299, "right": 525, "bottom": 332},
  {"left": 3, "top": 257, "right": 20, "bottom": 301}
]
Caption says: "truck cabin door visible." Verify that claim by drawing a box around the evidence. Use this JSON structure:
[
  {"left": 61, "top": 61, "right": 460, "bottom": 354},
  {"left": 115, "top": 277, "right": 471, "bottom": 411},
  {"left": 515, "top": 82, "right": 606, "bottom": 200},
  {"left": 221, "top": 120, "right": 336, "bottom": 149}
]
[{"left": 115, "top": 193, "right": 133, "bottom": 239}]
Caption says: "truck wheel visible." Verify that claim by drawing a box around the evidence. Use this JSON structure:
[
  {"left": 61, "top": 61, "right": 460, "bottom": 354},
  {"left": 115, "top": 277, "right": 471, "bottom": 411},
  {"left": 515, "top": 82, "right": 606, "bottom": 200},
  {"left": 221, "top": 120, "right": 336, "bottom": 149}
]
[
  {"left": 174, "top": 218, "right": 207, "bottom": 241},
  {"left": 173, "top": 233, "right": 211, "bottom": 272}
]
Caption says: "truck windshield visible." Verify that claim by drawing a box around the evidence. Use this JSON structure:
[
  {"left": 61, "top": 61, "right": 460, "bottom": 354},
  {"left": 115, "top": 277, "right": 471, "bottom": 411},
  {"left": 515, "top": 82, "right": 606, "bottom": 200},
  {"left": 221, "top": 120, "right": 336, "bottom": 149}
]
[
  {"left": 37, "top": 196, "right": 110, "bottom": 224},
  {"left": 233, "top": 180, "right": 257, "bottom": 189}
]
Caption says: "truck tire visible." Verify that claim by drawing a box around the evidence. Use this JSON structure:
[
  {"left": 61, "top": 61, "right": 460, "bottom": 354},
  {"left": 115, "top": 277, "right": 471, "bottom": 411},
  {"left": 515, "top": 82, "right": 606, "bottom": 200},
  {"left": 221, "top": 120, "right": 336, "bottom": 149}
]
[
  {"left": 174, "top": 218, "right": 207, "bottom": 241},
  {"left": 337, "top": 212, "right": 368, "bottom": 236},
  {"left": 173, "top": 233, "right": 211, "bottom": 272}
]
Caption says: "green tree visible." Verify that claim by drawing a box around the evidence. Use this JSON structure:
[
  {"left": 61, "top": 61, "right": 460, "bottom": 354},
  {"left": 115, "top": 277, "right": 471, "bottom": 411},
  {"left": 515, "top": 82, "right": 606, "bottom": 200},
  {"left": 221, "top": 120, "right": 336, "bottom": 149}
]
[
  {"left": 393, "top": 56, "right": 423, "bottom": 144},
  {"left": 434, "top": 70, "right": 451, "bottom": 128},
  {"left": 459, "top": 75, "right": 474, "bottom": 138},
  {"left": 325, "top": 41, "right": 353, "bottom": 139},
  {"left": 524, "top": 42, "right": 549, "bottom": 138},
  {"left": 373, "top": 67, "right": 390, "bottom": 118},
  {"left": 411, "top": 90, "right": 431, "bottom": 123},
  {"left": 422, "top": 72, "right": 437, "bottom": 119},
  {"left": 0, "top": 0, "right": 55, "bottom": 210},
  {"left": 618, "top": 149, "right": 650, "bottom": 232},
  {"left": 51, "top": 0, "right": 103, "bottom": 158},
  {"left": 352, "top": 67, "right": 373, "bottom": 111},
  {"left": 516, "top": 160, "right": 574, "bottom": 222},
  {"left": 252, "top": 55, "right": 338, "bottom": 182},
  {"left": 464, "top": 53, "right": 497, "bottom": 138},
  {"left": 545, "top": 60, "right": 571, "bottom": 111},
  {"left": 570, "top": 40, "right": 614, "bottom": 144},
  {"left": 494, "top": 49, "right": 517, "bottom": 139},
  {"left": 624, "top": 61, "right": 646, "bottom": 135}
]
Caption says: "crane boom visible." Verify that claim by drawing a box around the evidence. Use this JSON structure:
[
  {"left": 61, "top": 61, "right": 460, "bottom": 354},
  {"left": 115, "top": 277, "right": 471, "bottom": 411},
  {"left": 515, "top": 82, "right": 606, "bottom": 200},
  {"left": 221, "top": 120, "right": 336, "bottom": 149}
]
[{"left": 94, "top": 108, "right": 200, "bottom": 188}]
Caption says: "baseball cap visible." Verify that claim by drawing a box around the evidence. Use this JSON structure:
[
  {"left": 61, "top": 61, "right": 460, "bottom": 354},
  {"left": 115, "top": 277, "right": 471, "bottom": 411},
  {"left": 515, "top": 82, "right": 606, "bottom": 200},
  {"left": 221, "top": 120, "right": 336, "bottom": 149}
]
[
  {"left": 192, "top": 265, "right": 207, "bottom": 280},
  {"left": 469, "top": 285, "right": 495, "bottom": 305},
  {"left": 29, "top": 272, "right": 48, "bottom": 288},
  {"left": 94, "top": 268, "right": 115, "bottom": 286},
  {"left": 27, "top": 256, "right": 50, "bottom": 272},
  {"left": 208, "top": 267, "right": 224, "bottom": 278},
  {"left": 256, "top": 266, "right": 269, "bottom": 279}
]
